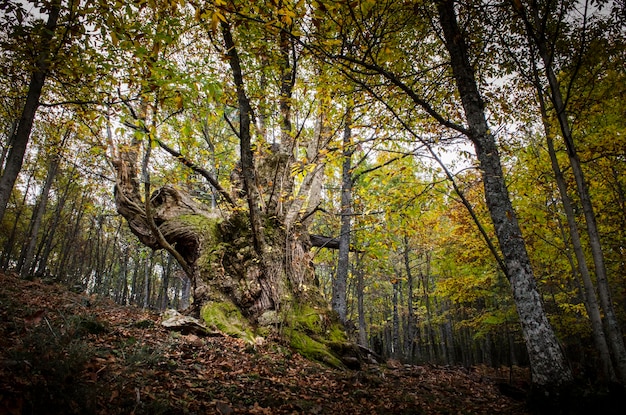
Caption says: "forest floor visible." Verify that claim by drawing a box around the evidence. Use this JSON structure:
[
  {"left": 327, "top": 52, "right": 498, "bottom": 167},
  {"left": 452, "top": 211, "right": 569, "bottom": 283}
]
[{"left": 0, "top": 271, "right": 534, "bottom": 414}]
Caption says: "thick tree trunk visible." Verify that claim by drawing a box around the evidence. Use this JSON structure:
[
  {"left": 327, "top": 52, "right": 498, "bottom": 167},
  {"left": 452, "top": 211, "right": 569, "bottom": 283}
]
[
  {"left": 437, "top": 0, "right": 572, "bottom": 387},
  {"left": 111, "top": 17, "right": 370, "bottom": 370},
  {"left": 113, "top": 148, "right": 359, "bottom": 366}
]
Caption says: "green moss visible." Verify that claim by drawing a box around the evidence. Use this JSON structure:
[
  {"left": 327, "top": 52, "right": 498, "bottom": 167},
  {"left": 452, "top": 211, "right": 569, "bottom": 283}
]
[
  {"left": 290, "top": 304, "right": 326, "bottom": 334},
  {"left": 200, "top": 301, "right": 256, "bottom": 343},
  {"left": 177, "top": 213, "right": 220, "bottom": 235},
  {"left": 282, "top": 304, "right": 352, "bottom": 369},
  {"left": 288, "top": 305, "right": 347, "bottom": 342},
  {"left": 327, "top": 323, "right": 348, "bottom": 343},
  {"left": 288, "top": 330, "right": 345, "bottom": 369},
  {"left": 177, "top": 214, "right": 231, "bottom": 276}
]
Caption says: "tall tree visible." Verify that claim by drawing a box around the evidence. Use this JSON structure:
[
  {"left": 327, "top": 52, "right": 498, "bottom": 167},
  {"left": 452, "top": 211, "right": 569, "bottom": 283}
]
[
  {"left": 313, "top": 0, "right": 573, "bottom": 386},
  {"left": 435, "top": 0, "right": 572, "bottom": 387},
  {"left": 18, "top": 131, "right": 65, "bottom": 277},
  {"left": 509, "top": 0, "right": 626, "bottom": 384},
  {"left": 332, "top": 107, "right": 353, "bottom": 323},
  {"left": 0, "top": 0, "right": 62, "bottom": 223}
]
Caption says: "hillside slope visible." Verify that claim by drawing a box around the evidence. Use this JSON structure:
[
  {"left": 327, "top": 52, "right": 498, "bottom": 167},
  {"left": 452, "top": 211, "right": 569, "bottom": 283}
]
[{"left": 0, "top": 272, "right": 529, "bottom": 414}]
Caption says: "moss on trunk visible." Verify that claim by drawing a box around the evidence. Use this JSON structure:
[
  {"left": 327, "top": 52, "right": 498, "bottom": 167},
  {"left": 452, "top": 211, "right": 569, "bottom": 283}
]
[
  {"left": 114, "top": 178, "right": 360, "bottom": 368},
  {"left": 200, "top": 301, "right": 257, "bottom": 343}
]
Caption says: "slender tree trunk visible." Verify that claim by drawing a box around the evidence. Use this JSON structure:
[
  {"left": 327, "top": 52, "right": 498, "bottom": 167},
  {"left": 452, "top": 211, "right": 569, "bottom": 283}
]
[
  {"left": 540, "top": 48, "right": 626, "bottom": 387},
  {"left": 90, "top": 217, "right": 104, "bottom": 292},
  {"left": 437, "top": 0, "right": 572, "bottom": 386},
  {"left": 143, "top": 251, "right": 155, "bottom": 309},
  {"left": 506, "top": 322, "right": 519, "bottom": 367},
  {"left": 118, "top": 248, "right": 129, "bottom": 305},
  {"left": 56, "top": 196, "right": 85, "bottom": 282},
  {"left": 332, "top": 109, "right": 353, "bottom": 323},
  {"left": 180, "top": 271, "right": 191, "bottom": 310},
  {"left": 532, "top": 53, "right": 612, "bottom": 378},
  {"left": 404, "top": 236, "right": 415, "bottom": 361},
  {"left": 1, "top": 166, "right": 34, "bottom": 269},
  {"left": 512, "top": 0, "right": 626, "bottom": 385},
  {"left": 546, "top": 132, "right": 615, "bottom": 381},
  {"left": 356, "top": 254, "right": 368, "bottom": 347},
  {"left": 35, "top": 168, "right": 74, "bottom": 276},
  {"left": 19, "top": 146, "right": 61, "bottom": 277},
  {"left": 160, "top": 253, "right": 173, "bottom": 310},
  {"left": 221, "top": 23, "right": 265, "bottom": 256},
  {"left": 0, "top": 119, "right": 18, "bottom": 172},
  {"left": 510, "top": 4, "right": 626, "bottom": 383},
  {"left": 0, "top": 0, "right": 62, "bottom": 223},
  {"left": 420, "top": 257, "right": 436, "bottom": 362},
  {"left": 391, "top": 278, "right": 400, "bottom": 359},
  {"left": 130, "top": 255, "right": 140, "bottom": 306},
  {"left": 484, "top": 333, "right": 494, "bottom": 367}
]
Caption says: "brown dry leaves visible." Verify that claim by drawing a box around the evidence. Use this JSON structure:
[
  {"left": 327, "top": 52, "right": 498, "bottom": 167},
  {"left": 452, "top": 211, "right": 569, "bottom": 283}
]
[{"left": 0, "top": 272, "right": 529, "bottom": 414}]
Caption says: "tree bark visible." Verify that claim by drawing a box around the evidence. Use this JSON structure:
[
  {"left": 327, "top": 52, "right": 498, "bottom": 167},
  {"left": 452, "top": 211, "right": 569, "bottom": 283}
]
[
  {"left": 436, "top": 0, "right": 572, "bottom": 387},
  {"left": 19, "top": 148, "right": 61, "bottom": 277},
  {"left": 1, "top": 166, "right": 34, "bottom": 269},
  {"left": 109, "top": 14, "right": 373, "bottom": 370},
  {"left": 332, "top": 109, "right": 353, "bottom": 323},
  {"left": 514, "top": 0, "right": 626, "bottom": 384},
  {"left": 356, "top": 254, "right": 368, "bottom": 347},
  {"left": 391, "top": 278, "right": 400, "bottom": 359},
  {"left": 0, "top": 0, "right": 62, "bottom": 223},
  {"left": 420, "top": 253, "right": 436, "bottom": 362},
  {"left": 56, "top": 194, "right": 86, "bottom": 282},
  {"left": 35, "top": 166, "right": 75, "bottom": 276},
  {"left": 403, "top": 236, "right": 416, "bottom": 362},
  {"left": 143, "top": 251, "right": 155, "bottom": 309},
  {"left": 540, "top": 95, "right": 615, "bottom": 382}
]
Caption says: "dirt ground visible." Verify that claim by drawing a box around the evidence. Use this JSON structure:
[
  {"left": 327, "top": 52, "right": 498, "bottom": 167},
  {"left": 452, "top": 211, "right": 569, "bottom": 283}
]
[{"left": 0, "top": 271, "right": 533, "bottom": 414}]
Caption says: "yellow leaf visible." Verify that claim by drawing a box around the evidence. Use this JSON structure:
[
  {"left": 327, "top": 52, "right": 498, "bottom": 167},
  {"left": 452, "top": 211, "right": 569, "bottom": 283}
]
[
  {"left": 174, "top": 92, "right": 183, "bottom": 109},
  {"left": 211, "top": 12, "right": 220, "bottom": 32},
  {"left": 214, "top": 10, "right": 226, "bottom": 22}
]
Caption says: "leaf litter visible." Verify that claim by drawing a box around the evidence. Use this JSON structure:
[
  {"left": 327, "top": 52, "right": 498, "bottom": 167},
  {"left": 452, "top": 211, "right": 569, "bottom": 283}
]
[{"left": 0, "top": 272, "right": 530, "bottom": 414}]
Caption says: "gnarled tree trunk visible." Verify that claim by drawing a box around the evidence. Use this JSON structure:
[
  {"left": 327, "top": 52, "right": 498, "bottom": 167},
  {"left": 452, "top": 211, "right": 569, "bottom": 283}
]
[
  {"left": 112, "top": 137, "right": 363, "bottom": 368},
  {"left": 110, "top": 17, "right": 370, "bottom": 370}
]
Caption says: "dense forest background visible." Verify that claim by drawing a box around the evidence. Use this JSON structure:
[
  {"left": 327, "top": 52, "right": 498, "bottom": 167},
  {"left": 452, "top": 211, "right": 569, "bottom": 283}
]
[{"left": 1, "top": 0, "right": 625, "bottom": 389}]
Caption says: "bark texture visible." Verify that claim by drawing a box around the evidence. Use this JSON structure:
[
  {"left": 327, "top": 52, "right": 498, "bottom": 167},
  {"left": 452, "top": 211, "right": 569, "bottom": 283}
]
[
  {"left": 112, "top": 137, "right": 371, "bottom": 368},
  {"left": 113, "top": 112, "right": 336, "bottom": 318},
  {"left": 436, "top": 0, "right": 572, "bottom": 387},
  {"left": 332, "top": 110, "right": 353, "bottom": 324}
]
